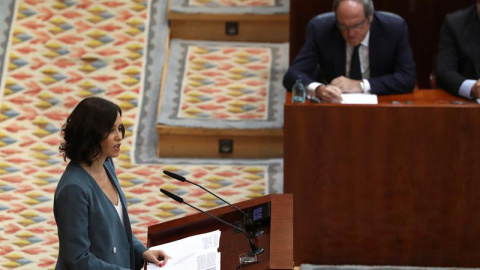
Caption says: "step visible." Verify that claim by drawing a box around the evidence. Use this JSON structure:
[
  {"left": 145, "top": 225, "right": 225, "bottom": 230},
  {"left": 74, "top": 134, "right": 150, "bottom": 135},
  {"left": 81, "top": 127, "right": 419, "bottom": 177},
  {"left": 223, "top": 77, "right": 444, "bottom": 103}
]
[
  {"left": 157, "top": 125, "right": 283, "bottom": 158},
  {"left": 168, "top": 12, "right": 289, "bottom": 42}
]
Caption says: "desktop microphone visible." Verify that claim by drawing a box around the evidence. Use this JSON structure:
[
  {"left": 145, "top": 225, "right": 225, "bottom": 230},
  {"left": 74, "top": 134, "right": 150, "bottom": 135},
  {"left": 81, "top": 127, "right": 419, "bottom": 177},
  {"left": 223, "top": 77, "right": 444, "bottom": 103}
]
[
  {"left": 163, "top": 170, "right": 263, "bottom": 237},
  {"left": 160, "top": 188, "right": 264, "bottom": 255}
]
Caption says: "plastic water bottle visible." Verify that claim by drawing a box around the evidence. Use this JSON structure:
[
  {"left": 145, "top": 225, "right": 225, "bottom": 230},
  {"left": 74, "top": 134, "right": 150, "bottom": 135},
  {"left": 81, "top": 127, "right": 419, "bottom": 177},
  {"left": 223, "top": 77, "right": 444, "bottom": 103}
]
[{"left": 292, "top": 77, "right": 306, "bottom": 103}]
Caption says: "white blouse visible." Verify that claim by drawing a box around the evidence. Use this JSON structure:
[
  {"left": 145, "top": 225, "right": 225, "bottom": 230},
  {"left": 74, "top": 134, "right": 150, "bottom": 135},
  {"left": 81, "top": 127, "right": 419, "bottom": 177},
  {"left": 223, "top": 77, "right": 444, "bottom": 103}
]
[{"left": 113, "top": 194, "right": 125, "bottom": 227}]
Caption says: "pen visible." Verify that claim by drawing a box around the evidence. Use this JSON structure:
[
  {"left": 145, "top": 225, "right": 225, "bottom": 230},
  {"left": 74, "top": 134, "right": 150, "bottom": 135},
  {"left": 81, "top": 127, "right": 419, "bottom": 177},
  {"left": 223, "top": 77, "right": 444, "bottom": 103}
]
[{"left": 307, "top": 80, "right": 329, "bottom": 103}]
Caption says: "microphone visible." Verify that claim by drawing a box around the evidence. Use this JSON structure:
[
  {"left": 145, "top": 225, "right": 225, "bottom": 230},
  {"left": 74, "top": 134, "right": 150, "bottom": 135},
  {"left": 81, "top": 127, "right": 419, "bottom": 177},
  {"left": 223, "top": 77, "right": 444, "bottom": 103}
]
[
  {"left": 163, "top": 170, "right": 263, "bottom": 237},
  {"left": 160, "top": 188, "right": 264, "bottom": 255}
]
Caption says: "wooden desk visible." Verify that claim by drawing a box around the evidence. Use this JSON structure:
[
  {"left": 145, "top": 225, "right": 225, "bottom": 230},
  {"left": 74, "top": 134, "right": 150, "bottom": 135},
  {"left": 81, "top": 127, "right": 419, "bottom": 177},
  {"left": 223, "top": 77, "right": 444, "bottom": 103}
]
[{"left": 284, "top": 90, "right": 480, "bottom": 267}]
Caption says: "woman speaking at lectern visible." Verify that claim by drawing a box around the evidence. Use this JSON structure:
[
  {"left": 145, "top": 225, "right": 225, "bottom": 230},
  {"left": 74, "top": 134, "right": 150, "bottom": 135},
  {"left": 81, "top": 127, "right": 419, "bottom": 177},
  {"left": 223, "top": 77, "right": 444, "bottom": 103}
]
[{"left": 53, "top": 97, "right": 170, "bottom": 269}]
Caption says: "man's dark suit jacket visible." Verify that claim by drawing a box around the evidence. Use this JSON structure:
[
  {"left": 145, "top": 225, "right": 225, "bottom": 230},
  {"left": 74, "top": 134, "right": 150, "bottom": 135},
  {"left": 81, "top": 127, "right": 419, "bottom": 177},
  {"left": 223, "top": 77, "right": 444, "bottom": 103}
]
[
  {"left": 283, "top": 11, "right": 416, "bottom": 95},
  {"left": 436, "top": 5, "right": 480, "bottom": 96}
]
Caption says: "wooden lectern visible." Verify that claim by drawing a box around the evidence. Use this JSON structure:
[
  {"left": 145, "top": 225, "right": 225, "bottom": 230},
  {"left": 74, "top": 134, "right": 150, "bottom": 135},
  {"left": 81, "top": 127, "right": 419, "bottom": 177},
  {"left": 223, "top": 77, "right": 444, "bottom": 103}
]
[{"left": 147, "top": 194, "right": 293, "bottom": 270}]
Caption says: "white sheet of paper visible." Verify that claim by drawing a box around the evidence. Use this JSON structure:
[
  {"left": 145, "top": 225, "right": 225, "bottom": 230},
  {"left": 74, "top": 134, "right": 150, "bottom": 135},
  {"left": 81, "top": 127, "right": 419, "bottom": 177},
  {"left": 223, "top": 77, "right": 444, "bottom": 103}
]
[
  {"left": 476, "top": 99, "right": 480, "bottom": 104},
  {"left": 341, "top": 93, "right": 378, "bottom": 104},
  {"left": 147, "top": 230, "right": 221, "bottom": 270}
]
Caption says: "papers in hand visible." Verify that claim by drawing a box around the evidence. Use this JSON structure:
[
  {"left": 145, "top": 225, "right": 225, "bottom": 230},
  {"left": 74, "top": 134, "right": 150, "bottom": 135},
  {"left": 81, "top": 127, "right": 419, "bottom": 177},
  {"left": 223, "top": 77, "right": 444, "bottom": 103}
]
[
  {"left": 341, "top": 93, "right": 378, "bottom": 104},
  {"left": 147, "top": 230, "right": 221, "bottom": 270}
]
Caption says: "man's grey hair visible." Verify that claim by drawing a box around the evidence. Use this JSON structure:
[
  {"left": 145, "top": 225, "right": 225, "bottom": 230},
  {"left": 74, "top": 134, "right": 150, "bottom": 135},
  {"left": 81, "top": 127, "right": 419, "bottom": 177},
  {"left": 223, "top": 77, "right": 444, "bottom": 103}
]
[{"left": 333, "top": 0, "right": 375, "bottom": 18}]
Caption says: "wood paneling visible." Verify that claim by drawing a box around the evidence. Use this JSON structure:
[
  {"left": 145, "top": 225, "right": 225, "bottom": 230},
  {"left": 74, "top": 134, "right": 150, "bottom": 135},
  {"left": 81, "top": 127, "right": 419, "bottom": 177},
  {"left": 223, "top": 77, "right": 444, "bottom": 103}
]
[
  {"left": 157, "top": 125, "right": 283, "bottom": 158},
  {"left": 169, "top": 12, "right": 289, "bottom": 42},
  {"left": 284, "top": 90, "right": 480, "bottom": 266}
]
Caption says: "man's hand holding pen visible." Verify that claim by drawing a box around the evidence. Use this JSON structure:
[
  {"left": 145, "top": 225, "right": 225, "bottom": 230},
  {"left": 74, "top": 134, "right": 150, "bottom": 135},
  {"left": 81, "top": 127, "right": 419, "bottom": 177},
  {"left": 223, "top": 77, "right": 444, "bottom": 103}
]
[
  {"left": 313, "top": 76, "right": 366, "bottom": 103},
  {"left": 315, "top": 84, "right": 343, "bottom": 103},
  {"left": 471, "top": 79, "right": 480, "bottom": 98}
]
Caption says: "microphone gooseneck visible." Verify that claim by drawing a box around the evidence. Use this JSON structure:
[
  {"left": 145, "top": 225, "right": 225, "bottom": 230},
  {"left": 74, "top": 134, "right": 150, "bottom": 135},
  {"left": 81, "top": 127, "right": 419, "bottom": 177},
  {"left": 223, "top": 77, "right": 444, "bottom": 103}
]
[
  {"left": 162, "top": 170, "right": 263, "bottom": 237},
  {"left": 160, "top": 188, "right": 183, "bottom": 203},
  {"left": 163, "top": 170, "right": 186, "bottom": 182},
  {"left": 160, "top": 188, "right": 264, "bottom": 255}
]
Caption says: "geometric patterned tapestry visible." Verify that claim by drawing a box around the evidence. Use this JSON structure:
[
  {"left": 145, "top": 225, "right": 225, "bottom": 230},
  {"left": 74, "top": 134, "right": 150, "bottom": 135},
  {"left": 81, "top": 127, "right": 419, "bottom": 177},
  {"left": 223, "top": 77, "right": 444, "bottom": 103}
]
[
  {"left": 189, "top": 0, "right": 277, "bottom": 6},
  {"left": 0, "top": 0, "right": 282, "bottom": 269},
  {"left": 158, "top": 39, "right": 288, "bottom": 129},
  {"left": 177, "top": 45, "right": 274, "bottom": 121},
  {"left": 170, "top": 0, "right": 290, "bottom": 14}
]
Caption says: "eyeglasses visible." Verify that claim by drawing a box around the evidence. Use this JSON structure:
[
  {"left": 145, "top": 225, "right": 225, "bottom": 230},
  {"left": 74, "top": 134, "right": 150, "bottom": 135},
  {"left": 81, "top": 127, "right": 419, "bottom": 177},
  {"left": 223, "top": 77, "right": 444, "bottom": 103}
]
[{"left": 337, "top": 17, "right": 368, "bottom": 31}]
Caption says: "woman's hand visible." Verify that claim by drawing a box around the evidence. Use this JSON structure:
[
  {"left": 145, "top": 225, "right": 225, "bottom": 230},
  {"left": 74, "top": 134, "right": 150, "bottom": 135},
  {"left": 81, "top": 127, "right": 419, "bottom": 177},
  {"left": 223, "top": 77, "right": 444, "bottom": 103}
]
[{"left": 142, "top": 249, "right": 171, "bottom": 267}]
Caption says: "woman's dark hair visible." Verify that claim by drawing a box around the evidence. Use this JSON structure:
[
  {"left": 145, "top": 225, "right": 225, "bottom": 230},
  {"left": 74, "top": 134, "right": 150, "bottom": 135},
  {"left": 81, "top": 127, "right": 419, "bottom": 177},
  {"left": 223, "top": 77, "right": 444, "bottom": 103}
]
[{"left": 60, "top": 97, "right": 124, "bottom": 166}]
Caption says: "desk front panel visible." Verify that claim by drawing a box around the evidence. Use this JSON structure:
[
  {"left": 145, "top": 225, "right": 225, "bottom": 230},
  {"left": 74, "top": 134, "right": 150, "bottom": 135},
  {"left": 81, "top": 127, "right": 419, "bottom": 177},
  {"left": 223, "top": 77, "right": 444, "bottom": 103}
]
[{"left": 284, "top": 90, "right": 480, "bottom": 266}]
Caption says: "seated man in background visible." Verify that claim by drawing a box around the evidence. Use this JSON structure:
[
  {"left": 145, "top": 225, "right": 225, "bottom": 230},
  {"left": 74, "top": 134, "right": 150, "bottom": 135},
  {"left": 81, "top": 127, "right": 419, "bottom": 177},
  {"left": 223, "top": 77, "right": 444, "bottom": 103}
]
[
  {"left": 436, "top": 0, "right": 480, "bottom": 99},
  {"left": 283, "top": 0, "right": 416, "bottom": 103}
]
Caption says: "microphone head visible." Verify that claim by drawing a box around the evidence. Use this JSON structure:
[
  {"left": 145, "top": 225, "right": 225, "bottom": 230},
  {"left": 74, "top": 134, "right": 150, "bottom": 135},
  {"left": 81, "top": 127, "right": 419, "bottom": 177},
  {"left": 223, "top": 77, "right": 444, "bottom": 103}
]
[
  {"left": 163, "top": 170, "right": 187, "bottom": 182},
  {"left": 160, "top": 188, "right": 184, "bottom": 203}
]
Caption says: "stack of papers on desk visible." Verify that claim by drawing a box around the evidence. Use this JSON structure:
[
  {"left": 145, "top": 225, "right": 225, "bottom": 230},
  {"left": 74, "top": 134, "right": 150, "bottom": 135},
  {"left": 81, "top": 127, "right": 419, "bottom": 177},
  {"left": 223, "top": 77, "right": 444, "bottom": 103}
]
[
  {"left": 147, "top": 230, "right": 221, "bottom": 270},
  {"left": 341, "top": 93, "right": 378, "bottom": 104}
]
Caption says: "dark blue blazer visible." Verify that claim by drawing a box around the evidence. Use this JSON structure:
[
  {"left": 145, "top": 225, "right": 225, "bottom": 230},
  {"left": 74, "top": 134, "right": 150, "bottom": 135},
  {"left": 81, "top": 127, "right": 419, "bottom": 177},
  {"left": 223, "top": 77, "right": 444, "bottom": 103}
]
[
  {"left": 436, "top": 5, "right": 480, "bottom": 95},
  {"left": 283, "top": 11, "right": 416, "bottom": 95},
  {"left": 54, "top": 159, "right": 147, "bottom": 270}
]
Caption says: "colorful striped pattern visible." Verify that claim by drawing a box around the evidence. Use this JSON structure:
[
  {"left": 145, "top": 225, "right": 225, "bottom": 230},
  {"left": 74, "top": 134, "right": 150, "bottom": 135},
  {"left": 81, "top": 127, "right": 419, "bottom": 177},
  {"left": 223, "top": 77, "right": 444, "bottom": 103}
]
[{"left": 0, "top": 1, "right": 270, "bottom": 269}]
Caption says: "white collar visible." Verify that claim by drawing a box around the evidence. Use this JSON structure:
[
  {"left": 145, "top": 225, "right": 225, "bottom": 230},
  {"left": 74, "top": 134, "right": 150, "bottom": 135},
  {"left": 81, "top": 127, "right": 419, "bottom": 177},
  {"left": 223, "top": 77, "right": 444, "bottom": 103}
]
[
  {"left": 360, "top": 30, "right": 370, "bottom": 47},
  {"left": 347, "top": 30, "right": 370, "bottom": 50}
]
